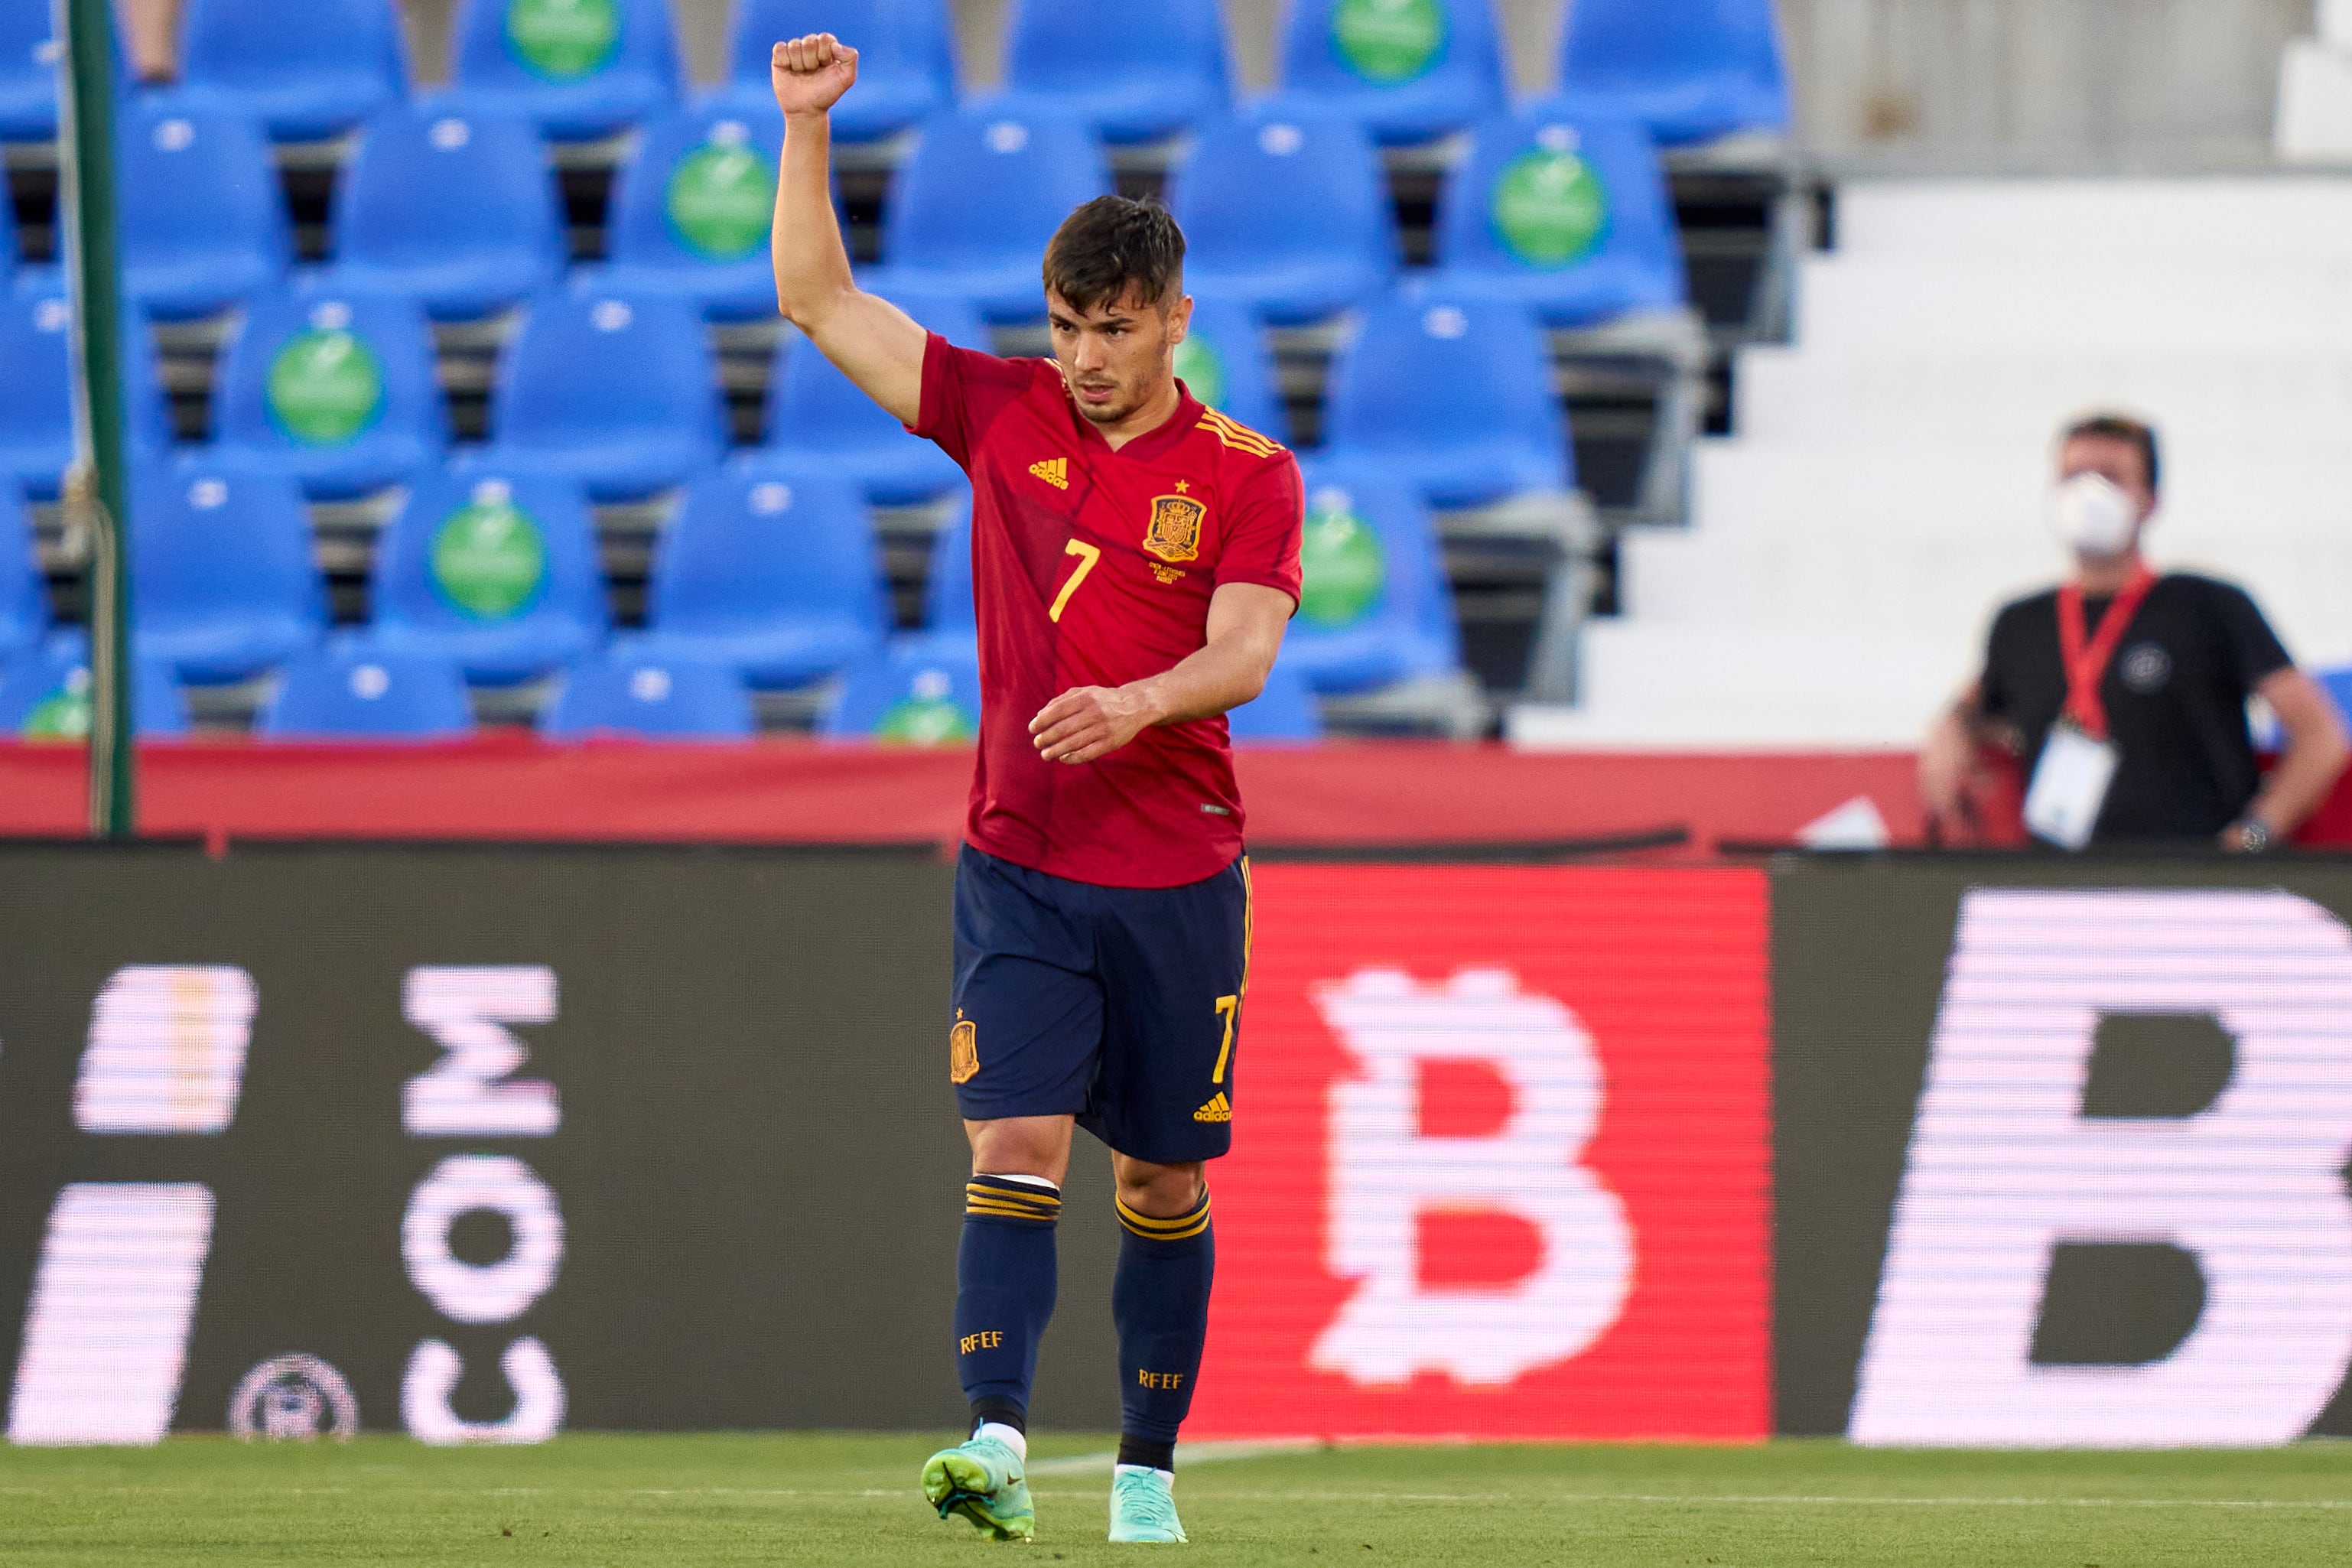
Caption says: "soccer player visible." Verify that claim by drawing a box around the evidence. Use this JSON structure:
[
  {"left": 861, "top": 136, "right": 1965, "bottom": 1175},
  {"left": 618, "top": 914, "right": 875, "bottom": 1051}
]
[{"left": 769, "top": 34, "right": 1305, "bottom": 1547}]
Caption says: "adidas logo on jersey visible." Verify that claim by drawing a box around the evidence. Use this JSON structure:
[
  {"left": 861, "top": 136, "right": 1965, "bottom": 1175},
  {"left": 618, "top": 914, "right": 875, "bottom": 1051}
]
[
  {"left": 1193, "top": 1091, "right": 1232, "bottom": 1124},
  {"left": 1029, "top": 457, "right": 1069, "bottom": 490}
]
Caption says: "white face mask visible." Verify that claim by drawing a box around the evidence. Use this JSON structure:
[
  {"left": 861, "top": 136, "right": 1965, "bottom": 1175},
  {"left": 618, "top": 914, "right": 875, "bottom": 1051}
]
[{"left": 2048, "top": 472, "right": 2139, "bottom": 558}]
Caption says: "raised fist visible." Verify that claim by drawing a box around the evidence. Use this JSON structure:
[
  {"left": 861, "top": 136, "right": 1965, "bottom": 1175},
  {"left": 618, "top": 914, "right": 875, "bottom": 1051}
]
[{"left": 771, "top": 32, "right": 860, "bottom": 118}]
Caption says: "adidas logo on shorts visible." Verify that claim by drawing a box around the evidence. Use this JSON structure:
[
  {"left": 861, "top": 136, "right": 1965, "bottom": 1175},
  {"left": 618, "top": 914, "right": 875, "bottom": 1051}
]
[{"left": 1192, "top": 1091, "right": 1231, "bottom": 1124}]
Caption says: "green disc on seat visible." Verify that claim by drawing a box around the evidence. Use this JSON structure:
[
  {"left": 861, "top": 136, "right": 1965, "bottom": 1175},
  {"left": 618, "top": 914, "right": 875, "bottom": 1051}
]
[
  {"left": 431, "top": 496, "right": 549, "bottom": 621},
  {"left": 1332, "top": 0, "right": 1446, "bottom": 83},
  {"left": 1174, "top": 332, "right": 1229, "bottom": 411},
  {"left": 506, "top": 0, "right": 620, "bottom": 80},
  {"left": 876, "top": 696, "right": 977, "bottom": 745},
  {"left": 666, "top": 138, "right": 777, "bottom": 260},
  {"left": 1491, "top": 146, "right": 1608, "bottom": 267},
  {"left": 266, "top": 330, "right": 385, "bottom": 447},
  {"left": 1298, "top": 500, "right": 1387, "bottom": 628}
]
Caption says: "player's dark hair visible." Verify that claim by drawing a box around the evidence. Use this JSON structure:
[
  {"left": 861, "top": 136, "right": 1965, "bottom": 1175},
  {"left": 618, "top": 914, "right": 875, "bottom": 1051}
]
[
  {"left": 2062, "top": 412, "right": 2161, "bottom": 493},
  {"left": 1041, "top": 196, "right": 1186, "bottom": 314}
]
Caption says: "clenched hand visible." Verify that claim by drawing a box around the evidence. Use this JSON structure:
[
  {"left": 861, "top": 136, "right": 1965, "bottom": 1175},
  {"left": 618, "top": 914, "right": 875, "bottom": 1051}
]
[{"left": 771, "top": 32, "right": 858, "bottom": 117}]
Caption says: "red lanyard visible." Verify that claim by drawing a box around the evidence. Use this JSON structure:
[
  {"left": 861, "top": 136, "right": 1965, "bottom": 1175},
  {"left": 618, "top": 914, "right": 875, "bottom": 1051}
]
[{"left": 2056, "top": 566, "right": 2158, "bottom": 741}]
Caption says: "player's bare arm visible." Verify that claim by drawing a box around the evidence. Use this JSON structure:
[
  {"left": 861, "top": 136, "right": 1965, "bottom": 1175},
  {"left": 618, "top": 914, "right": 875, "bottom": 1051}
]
[
  {"left": 769, "top": 31, "right": 926, "bottom": 425},
  {"left": 1028, "top": 581, "right": 1293, "bottom": 766}
]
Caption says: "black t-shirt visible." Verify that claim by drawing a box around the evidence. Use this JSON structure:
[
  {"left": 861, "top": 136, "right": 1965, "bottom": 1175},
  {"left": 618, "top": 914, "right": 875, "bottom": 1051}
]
[{"left": 1980, "top": 573, "right": 2292, "bottom": 841}]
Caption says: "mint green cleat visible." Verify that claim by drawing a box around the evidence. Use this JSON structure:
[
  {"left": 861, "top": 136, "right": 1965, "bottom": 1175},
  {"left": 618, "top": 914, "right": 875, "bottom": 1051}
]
[
  {"left": 1108, "top": 1467, "right": 1187, "bottom": 1544},
  {"left": 921, "top": 1433, "right": 1035, "bottom": 1540}
]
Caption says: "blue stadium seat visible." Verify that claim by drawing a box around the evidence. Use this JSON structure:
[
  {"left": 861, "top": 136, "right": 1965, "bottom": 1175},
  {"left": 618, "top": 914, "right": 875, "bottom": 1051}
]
[
  {"left": 597, "top": 101, "right": 786, "bottom": 320},
  {"left": 0, "top": 291, "right": 172, "bottom": 497},
  {"left": 863, "top": 106, "right": 1111, "bottom": 320},
  {"left": 131, "top": 464, "right": 325, "bottom": 683},
  {"left": 369, "top": 467, "right": 607, "bottom": 683},
  {"left": 911, "top": 492, "right": 974, "bottom": 656},
  {"left": 2316, "top": 669, "right": 2352, "bottom": 734},
  {"left": 326, "top": 104, "right": 564, "bottom": 320},
  {"left": 0, "top": 483, "right": 46, "bottom": 660},
  {"left": 1226, "top": 654, "right": 1323, "bottom": 742},
  {"left": 179, "top": 0, "right": 408, "bottom": 141},
  {"left": 0, "top": 631, "right": 189, "bottom": 739},
  {"left": 722, "top": 0, "right": 952, "bottom": 142},
  {"left": 763, "top": 288, "right": 983, "bottom": 503},
  {"left": 1169, "top": 112, "right": 1394, "bottom": 325},
  {"left": 997, "top": 0, "right": 1228, "bottom": 143},
  {"left": 1175, "top": 290, "right": 1286, "bottom": 441},
  {"left": 626, "top": 466, "right": 886, "bottom": 688},
  {"left": 1283, "top": 458, "right": 1460, "bottom": 692},
  {"left": 542, "top": 649, "right": 755, "bottom": 738},
  {"left": 259, "top": 639, "right": 476, "bottom": 739},
  {"left": 210, "top": 288, "right": 444, "bottom": 498},
  {"left": 1320, "top": 289, "right": 1570, "bottom": 506},
  {"left": 821, "top": 638, "right": 983, "bottom": 743},
  {"left": 122, "top": 311, "right": 174, "bottom": 454},
  {"left": 0, "top": 6, "right": 59, "bottom": 140},
  {"left": 897, "top": 0, "right": 960, "bottom": 100},
  {"left": 480, "top": 291, "right": 725, "bottom": 498},
  {"left": 0, "top": 292, "right": 73, "bottom": 497},
  {"left": 1436, "top": 102, "right": 1686, "bottom": 327},
  {"left": 119, "top": 100, "right": 290, "bottom": 319},
  {"left": 1556, "top": 0, "right": 1790, "bottom": 148},
  {"left": 451, "top": 0, "right": 682, "bottom": 140},
  {"left": 1273, "top": 0, "right": 1505, "bottom": 145}
]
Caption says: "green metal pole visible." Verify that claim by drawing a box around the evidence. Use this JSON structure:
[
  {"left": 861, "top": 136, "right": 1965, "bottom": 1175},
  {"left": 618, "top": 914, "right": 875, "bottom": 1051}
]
[{"left": 57, "top": 0, "right": 134, "bottom": 838}]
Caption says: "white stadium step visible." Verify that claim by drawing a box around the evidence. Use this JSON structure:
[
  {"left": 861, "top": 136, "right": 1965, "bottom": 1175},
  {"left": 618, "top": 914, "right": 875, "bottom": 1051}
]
[
  {"left": 1832, "top": 181, "right": 2352, "bottom": 265},
  {"left": 1736, "top": 350, "right": 2352, "bottom": 455},
  {"left": 1524, "top": 180, "right": 2352, "bottom": 750}
]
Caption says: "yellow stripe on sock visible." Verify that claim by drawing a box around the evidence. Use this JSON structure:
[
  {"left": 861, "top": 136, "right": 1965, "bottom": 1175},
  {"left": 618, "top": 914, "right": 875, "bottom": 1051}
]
[
  {"left": 966, "top": 1200, "right": 1057, "bottom": 1222},
  {"left": 966, "top": 1182, "right": 1060, "bottom": 1206},
  {"left": 1121, "top": 1211, "right": 1212, "bottom": 1241},
  {"left": 1116, "top": 1194, "right": 1212, "bottom": 1238}
]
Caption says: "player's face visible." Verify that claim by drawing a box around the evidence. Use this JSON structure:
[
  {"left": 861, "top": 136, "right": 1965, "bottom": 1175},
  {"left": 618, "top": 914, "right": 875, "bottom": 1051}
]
[{"left": 1046, "top": 286, "right": 1194, "bottom": 428}]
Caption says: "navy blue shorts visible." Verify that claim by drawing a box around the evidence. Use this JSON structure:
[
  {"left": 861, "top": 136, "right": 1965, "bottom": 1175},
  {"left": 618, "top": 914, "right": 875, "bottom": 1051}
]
[{"left": 949, "top": 844, "right": 1253, "bottom": 1165}]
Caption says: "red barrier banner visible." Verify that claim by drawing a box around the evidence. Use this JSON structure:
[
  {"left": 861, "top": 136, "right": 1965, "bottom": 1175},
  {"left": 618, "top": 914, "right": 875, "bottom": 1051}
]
[{"left": 1190, "top": 865, "right": 1775, "bottom": 1441}]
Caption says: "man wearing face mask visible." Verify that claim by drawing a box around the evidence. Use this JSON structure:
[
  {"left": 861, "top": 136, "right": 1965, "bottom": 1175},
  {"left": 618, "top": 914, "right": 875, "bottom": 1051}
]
[{"left": 1921, "top": 413, "right": 2349, "bottom": 850}]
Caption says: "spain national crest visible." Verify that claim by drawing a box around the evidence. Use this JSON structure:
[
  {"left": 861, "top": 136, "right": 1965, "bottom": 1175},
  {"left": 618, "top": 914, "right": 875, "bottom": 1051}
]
[
  {"left": 1144, "top": 494, "right": 1206, "bottom": 564},
  {"left": 949, "top": 1018, "right": 979, "bottom": 1084}
]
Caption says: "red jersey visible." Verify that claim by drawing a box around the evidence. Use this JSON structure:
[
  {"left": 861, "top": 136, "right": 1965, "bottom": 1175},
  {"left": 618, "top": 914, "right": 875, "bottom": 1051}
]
[{"left": 913, "top": 334, "right": 1304, "bottom": 888}]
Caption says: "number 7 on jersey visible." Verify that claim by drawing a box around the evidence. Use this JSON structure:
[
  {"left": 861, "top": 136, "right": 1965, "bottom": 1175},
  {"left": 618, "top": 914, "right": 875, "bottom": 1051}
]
[{"left": 1049, "top": 538, "right": 1101, "bottom": 623}]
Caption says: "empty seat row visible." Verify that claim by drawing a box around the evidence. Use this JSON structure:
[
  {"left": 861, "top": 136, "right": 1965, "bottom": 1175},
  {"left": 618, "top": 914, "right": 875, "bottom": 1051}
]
[
  {"left": 0, "top": 453, "right": 1453, "bottom": 709},
  {"left": 0, "top": 0, "right": 949, "bottom": 145},
  {"left": 0, "top": 619, "right": 1325, "bottom": 743},
  {"left": 0, "top": 0, "right": 1785, "bottom": 150},
  {"left": 86, "top": 93, "right": 1683, "bottom": 331},
  {"left": 0, "top": 278, "right": 1574, "bottom": 510}
]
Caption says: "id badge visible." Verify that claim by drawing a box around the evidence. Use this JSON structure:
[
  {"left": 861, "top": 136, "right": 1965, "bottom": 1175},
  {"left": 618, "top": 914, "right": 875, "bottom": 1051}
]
[{"left": 2023, "top": 721, "right": 2118, "bottom": 851}]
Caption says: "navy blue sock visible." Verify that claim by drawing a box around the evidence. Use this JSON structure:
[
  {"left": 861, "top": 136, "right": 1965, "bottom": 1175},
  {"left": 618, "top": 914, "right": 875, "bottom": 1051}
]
[
  {"left": 954, "top": 1175, "right": 1060, "bottom": 1432},
  {"left": 1113, "top": 1188, "right": 1215, "bottom": 1459}
]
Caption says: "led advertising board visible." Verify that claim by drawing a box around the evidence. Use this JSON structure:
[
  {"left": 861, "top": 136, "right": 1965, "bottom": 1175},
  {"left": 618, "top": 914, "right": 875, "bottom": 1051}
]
[{"left": 6, "top": 846, "right": 2352, "bottom": 1446}]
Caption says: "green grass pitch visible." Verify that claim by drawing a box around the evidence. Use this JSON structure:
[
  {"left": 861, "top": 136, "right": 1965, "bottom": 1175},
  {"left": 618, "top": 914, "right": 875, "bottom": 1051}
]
[{"left": 4, "top": 1433, "right": 2347, "bottom": 1565}]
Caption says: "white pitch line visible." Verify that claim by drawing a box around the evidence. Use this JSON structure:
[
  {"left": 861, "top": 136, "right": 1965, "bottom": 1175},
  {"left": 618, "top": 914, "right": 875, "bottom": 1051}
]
[
  {"left": 1169, "top": 1490, "right": 2352, "bottom": 1511},
  {"left": 10, "top": 1483, "right": 2347, "bottom": 1512},
  {"left": 1025, "top": 1439, "right": 1325, "bottom": 1476}
]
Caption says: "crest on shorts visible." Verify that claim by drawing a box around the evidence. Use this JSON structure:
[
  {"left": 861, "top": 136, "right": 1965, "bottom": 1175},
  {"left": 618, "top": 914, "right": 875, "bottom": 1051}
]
[
  {"left": 1144, "top": 494, "right": 1205, "bottom": 564},
  {"left": 949, "top": 1017, "right": 980, "bottom": 1084}
]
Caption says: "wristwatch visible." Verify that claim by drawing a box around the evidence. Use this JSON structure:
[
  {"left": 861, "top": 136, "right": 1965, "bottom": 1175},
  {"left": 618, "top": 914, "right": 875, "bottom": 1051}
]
[{"left": 2233, "top": 818, "right": 2272, "bottom": 854}]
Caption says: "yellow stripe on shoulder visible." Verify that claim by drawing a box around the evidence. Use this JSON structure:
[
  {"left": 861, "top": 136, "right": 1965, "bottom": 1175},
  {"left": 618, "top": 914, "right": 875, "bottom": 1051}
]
[{"left": 1197, "top": 408, "right": 1286, "bottom": 457}]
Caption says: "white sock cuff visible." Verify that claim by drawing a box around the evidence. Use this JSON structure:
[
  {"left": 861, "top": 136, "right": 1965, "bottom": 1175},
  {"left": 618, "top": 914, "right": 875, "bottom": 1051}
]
[
  {"left": 976, "top": 1420, "right": 1027, "bottom": 1459},
  {"left": 978, "top": 1172, "right": 1060, "bottom": 1192}
]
